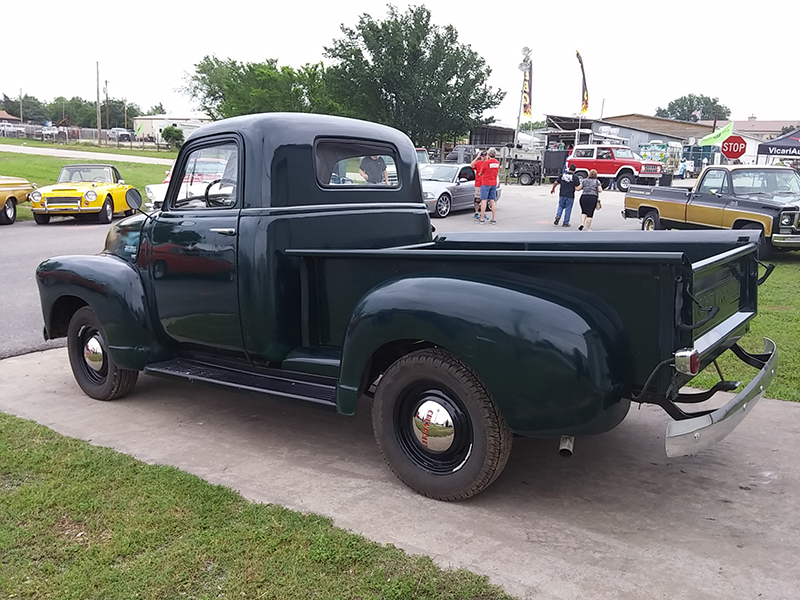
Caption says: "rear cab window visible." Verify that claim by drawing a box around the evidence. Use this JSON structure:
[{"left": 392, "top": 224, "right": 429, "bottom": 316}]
[{"left": 316, "top": 139, "right": 400, "bottom": 188}]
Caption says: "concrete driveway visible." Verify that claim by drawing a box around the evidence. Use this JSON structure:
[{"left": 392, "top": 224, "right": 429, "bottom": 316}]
[
  {"left": 0, "top": 143, "right": 173, "bottom": 165},
  {"left": 1, "top": 349, "right": 797, "bottom": 599}
]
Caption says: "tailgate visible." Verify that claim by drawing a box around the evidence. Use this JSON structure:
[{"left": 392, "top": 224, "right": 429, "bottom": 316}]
[{"left": 680, "top": 240, "right": 760, "bottom": 365}]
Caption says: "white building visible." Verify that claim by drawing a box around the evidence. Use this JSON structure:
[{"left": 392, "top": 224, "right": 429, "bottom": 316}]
[{"left": 132, "top": 113, "right": 212, "bottom": 142}]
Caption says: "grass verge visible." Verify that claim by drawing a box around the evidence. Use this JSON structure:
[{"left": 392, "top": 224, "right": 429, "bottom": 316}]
[
  {"left": 0, "top": 152, "right": 169, "bottom": 195},
  {"left": 692, "top": 252, "right": 800, "bottom": 401},
  {"left": 0, "top": 137, "right": 178, "bottom": 160},
  {"left": 0, "top": 412, "right": 512, "bottom": 599}
]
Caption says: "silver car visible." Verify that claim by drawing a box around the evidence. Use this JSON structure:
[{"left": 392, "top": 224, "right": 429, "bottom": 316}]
[{"left": 421, "top": 163, "right": 500, "bottom": 218}]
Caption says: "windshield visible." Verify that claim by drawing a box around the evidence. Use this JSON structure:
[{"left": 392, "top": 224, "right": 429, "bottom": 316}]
[
  {"left": 419, "top": 165, "right": 458, "bottom": 182},
  {"left": 613, "top": 148, "right": 635, "bottom": 159},
  {"left": 57, "top": 166, "right": 114, "bottom": 183},
  {"left": 731, "top": 169, "right": 800, "bottom": 199},
  {"left": 416, "top": 149, "right": 430, "bottom": 163}
]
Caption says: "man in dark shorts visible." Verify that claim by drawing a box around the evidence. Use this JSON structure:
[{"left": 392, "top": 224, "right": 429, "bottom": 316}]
[
  {"left": 550, "top": 164, "right": 582, "bottom": 227},
  {"left": 359, "top": 155, "right": 388, "bottom": 184}
]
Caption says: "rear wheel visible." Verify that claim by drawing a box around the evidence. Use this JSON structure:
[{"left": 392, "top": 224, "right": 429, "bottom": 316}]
[
  {"left": 434, "top": 194, "right": 451, "bottom": 218},
  {"left": 33, "top": 213, "right": 50, "bottom": 225},
  {"left": 372, "top": 348, "right": 513, "bottom": 501},
  {"left": 98, "top": 197, "right": 114, "bottom": 224},
  {"left": 67, "top": 306, "right": 138, "bottom": 400},
  {"left": 642, "top": 210, "right": 663, "bottom": 231},
  {"left": 518, "top": 173, "right": 533, "bottom": 186},
  {"left": 616, "top": 172, "right": 634, "bottom": 192},
  {"left": 0, "top": 198, "right": 16, "bottom": 225}
]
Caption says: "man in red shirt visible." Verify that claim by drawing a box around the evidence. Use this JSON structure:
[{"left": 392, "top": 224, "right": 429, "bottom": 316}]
[
  {"left": 470, "top": 150, "right": 487, "bottom": 221},
  {"left": 478, "top": 148, "right": 500, "bottom": 224}
]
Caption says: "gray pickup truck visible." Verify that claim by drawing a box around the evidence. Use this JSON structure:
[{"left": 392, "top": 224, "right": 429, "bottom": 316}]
[{"left": 36, "top": 113, "right": 777, "bottom": 500}]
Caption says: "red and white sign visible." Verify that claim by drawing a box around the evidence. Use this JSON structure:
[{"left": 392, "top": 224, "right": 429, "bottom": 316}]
[{"left": 721, "top": 136, "right": 747, "bottom": 160}]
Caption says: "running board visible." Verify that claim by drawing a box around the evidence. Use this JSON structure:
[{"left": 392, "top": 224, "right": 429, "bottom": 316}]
[{"left": 144, "top": 358, "right": 338, "bottom": 408}]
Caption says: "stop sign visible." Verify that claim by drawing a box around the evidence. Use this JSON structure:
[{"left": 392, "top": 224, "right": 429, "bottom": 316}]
[{"left": 721, "top": 135, "right": 747, "bottom": 159}]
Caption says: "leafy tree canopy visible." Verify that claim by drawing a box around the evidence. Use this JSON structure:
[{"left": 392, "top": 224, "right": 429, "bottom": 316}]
[
  {"left": 520, "top": 120, "right": 545, "bottom": 132},
  {"left": 161, "top": 125, "right": 185, "bottom": 148},
  {"left": 183, "top": 57, "right": 340, "bottom": 120},
  {"left": 655, "top": 94, "right": 730, "bottom": 122},
  {"left": 145, "top": 103, "right": 165, "bottom": 115},
  {"left": 323, "top": 5, "right": 504, "bottom": 146},
  {"left": 2, "top": 93, "right": 139, "bottom": 128}
]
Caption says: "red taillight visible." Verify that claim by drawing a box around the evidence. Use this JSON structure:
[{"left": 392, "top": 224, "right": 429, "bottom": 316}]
[{"left": 675, "top": 348, "right": 700, "bottom": 376}]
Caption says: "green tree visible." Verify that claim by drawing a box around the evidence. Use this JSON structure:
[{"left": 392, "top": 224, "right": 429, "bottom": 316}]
[
  {"left": 520, "top": 120, "right": 545, "bottom": 132},
  {"left": 779, "top": 125, "right": 799, "bottom": 136},
  {"left": 655, "top": 94, "right": 730, "bottom": 122},
  {"left": 323, "top": 5, "right": 504, "bottom": 146},
  {"left": 3, "top": 93, "right": 48, "bottom": 124},
  {"left": 161, "top": 126, "right": 184, "bottom": 148},
  {"left": 184, "top": 56, "right": 336, "bottom": 119},
  {"left": 145, "top": 103, "right": 165, "bottom": 115}
]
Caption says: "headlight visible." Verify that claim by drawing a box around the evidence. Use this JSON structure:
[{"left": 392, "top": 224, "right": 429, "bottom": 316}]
[
  {"left": 31, "top": 191, "right": 41, "bottom": 202},
  {"left": 84, "top": 190, "right": 97, "bottom": 201},
  {"left": 780, "top": 214, "right": 793, "bottom": 226},
  {"left": 423, "top": 191, "right": 435, "bottom": 199}
]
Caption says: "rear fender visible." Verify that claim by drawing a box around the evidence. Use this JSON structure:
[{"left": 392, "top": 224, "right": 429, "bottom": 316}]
[
  {"left": 36, "top": 254, "right": 168, "bottom": 370},
  {"left": 337, "top": 276, "right": 632, "bottom": 436}
]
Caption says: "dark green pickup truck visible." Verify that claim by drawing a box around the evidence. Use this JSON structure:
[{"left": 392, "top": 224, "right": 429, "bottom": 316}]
[{"left": 36, "top": 113, "right": 777, "bottom": 500}]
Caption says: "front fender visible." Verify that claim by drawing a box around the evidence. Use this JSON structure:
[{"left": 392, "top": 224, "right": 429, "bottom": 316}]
[
  {"left": 36, "top": 254, "right": 168, "bottom": 370},
  {"left": 338, "top": 276, "right": 632, "bottom": 436}
]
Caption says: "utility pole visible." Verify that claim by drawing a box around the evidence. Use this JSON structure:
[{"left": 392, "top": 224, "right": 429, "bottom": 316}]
[
  {"left": 124, "top": 99, "right": 127, "bottom": 130},
  {"left": 96, "top": 62, "right": 102, "bottom": 146},
  {"left": 19, "top": 88, "right": 23, "bottom": 124},
  {"left": 105, "top": 80, "right": 110, "bottom": 132}
]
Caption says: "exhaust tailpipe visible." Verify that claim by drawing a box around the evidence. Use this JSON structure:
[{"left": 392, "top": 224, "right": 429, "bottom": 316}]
[{"left": 559, "top": 435, "right": 574, "bottom": 458}]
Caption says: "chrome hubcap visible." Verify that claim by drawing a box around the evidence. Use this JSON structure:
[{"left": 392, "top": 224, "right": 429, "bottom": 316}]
[
  {"left": 83, "top": 335, "right": 105, "bottom": 372},
  {"left": 4, "top": 202, "right": 12, "bottom": 217},
  {"left": 412, "top": 399, "right": 456, "bottom": 452}
]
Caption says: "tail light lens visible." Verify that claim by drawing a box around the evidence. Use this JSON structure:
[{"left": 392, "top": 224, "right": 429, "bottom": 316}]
[{"left": 675, "top": 348, "right": 700, "bottom": 376}]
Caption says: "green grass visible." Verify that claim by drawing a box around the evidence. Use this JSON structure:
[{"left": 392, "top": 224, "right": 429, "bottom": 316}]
[
  {"left": 0, "top": 136, "right": 178, "bottom": 160},
  {"left": 0, "top": 152, "right": 169, "bottom": 195},
  {"left": 692, "top": 253, "right": 800, "bottom": 401},
  {"left": 0, "top": 412, "right": 512, "bottom": 599}
]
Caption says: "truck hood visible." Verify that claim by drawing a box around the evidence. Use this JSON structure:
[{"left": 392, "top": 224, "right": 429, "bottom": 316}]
[
  {"left": 422, "top": 180, "right": 455, "bottom": 196},
  {"left": 735, "top": 192, "right": 800, "bottom": 205}
]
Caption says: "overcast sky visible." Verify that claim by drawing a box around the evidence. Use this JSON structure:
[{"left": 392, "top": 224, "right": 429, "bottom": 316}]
[{"left": 6, "top": 0, "right": 799, "bottom": 126}]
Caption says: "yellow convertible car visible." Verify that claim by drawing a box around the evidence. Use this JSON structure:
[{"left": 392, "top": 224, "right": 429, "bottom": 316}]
[{"left": 29, "top": 164, "right": 134, "bottom": 225}]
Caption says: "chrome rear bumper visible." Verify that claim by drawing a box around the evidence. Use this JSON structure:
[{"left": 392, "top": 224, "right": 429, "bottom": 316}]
[{"left": 665, "top": 338, "right": 777, "bottom": 457}]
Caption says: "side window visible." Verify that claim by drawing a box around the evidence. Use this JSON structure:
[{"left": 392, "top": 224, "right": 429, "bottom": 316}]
[
  {"left": 574, "top": 148, "right": 594, "bottom": 158},
  {"left": 169, "top": 143, "right": 238, "bottom": 210},
  {"left": 316, "top": 139, "right": 399, "bottom": 188},
  {"left": 597, "top": 148, "right": 613, "bottom": 160},
  {"left": 698, "top": 170, "right": 727, "bottom": 194},
  {"left": 458, "top": 167, "right": 474, "bottom": 181}
]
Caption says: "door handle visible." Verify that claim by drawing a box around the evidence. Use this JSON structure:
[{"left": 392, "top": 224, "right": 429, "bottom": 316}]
[{"left": 209, "top": 228, "right": 236, "bottom": 236}]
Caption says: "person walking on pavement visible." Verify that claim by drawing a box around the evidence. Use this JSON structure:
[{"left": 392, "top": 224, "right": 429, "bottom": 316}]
[
  {"left": 478, "top": 148, "right": 500, "bottom": 224},
  {"left": 471, "top": 150, "right": 487, "bottom": 221},
  {"left": 578, "top": 169, "right": 602, "bottom": 231},
  {"left": 551, "top": 164, "right": 582, "bottom": 227}
]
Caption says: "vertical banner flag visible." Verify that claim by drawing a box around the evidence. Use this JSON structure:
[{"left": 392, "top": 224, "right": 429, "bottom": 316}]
[
  {"left": 576, "top": 51, "right": 588, "bottom": 114},
  {"left": 522, "top": 59, "right": 532, "bottom": 117}
]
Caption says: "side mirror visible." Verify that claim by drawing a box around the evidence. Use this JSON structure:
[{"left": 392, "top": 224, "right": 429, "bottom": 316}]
[
  {"left": 126, "top": 188, "right": 143, "bottom": 210},
  {"left": 119, "top": 179, "right": 125, "bottom": 185},
  {"left": 458, "top": 177, "right": 469, "bottom": 183}
]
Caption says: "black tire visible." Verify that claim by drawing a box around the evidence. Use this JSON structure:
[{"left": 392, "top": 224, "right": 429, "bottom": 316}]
[
  {"left": 372, "top": 348, "right": 513, "bottom": 501},
  {"left": 33, "top": 213, "right": 50, "bottom": 225},
  {"left": 67, "top": 306, "right": 138, "bottom": 400},
  {"left": 740, "top": 223, "right": 772, "bottom": 260},
  {"left": 0, "top": 198, "right": 16, "bottom": 225},
  {"left": 616, "top": 172, "right": 634, "bottom": 193},
  {"left": 518, "top": 173, "right": 533, "bottom": 186},
  {"left": 641, "top": 210, "right": 663, "bottom": 231},
  {"left": 98, "top": 197, "right": 114, "bottom": 224},
  {"left": 434, "top": 193, "right": 451, "bottom": 218}
]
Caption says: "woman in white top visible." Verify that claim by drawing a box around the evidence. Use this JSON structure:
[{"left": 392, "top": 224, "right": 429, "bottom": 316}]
[{"left": 578, "top": 169, "right": 602, "bottom": 231}]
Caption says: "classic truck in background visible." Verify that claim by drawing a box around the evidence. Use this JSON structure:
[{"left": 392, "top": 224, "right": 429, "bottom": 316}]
[
  {"left": 36, "top": 113, "right": 777, "bottom": 501},
  {"left": 0, "top": 175, "right": 34, "bottom": 225},
  {"left": 623, "top": 164, "right": 800, "bottom": 258}
]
